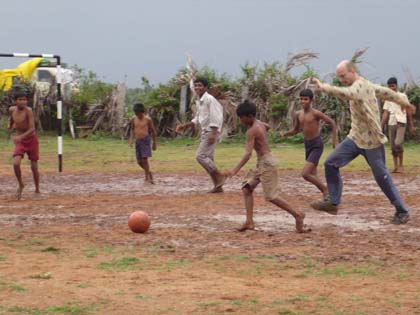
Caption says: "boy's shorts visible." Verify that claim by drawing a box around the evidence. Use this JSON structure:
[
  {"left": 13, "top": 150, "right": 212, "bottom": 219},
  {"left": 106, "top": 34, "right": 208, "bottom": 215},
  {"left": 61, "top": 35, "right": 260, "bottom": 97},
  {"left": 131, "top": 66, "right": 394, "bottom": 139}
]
[
  {"left": 136, "top": 136, "right": 152, "bottom": 159},
  {"left": 242, "top": 153, "right": 279, "bottom": 201},
  {"left": 13, "top": 134, "right": 39, "bottom": 161},
  {"left": 305, "top": 136, "right": 324, "bottom": 165}
]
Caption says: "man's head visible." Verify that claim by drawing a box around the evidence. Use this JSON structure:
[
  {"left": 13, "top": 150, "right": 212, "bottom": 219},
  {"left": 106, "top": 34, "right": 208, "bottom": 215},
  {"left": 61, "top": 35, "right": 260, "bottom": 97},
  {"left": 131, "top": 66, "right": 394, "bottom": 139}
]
[
  {"left": 236, "top": 100, "right": 256, "bottom": 125},
  {"left": 133, "top": 103, "right": 145, "bottom": 118},
  {"left": 299, "top": 89, "right": 314, "bottom": 110},
  {"left": 14, "top": 92, "right": 28, "bottom": 109},
  {"left": 194, "top": 77, "right": 209, "bottom": 97},
  {"left": 387, "top": 77, "right": 398, "bottom": 91},
  {"left": 336, "top": 60, "right": 359, "bottom": 86}
]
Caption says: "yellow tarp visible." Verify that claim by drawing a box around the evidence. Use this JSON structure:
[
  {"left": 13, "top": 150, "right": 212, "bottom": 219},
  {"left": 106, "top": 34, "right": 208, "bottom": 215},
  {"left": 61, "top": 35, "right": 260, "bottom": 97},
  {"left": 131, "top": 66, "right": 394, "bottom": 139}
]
[{"left": 0, "top": 57, "right": 43, "bottom": 91}]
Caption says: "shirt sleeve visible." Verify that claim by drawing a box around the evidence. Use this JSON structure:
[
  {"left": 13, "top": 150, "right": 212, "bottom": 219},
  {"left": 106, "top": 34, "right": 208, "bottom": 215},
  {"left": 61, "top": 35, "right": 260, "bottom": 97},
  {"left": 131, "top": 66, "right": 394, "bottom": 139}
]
[
  {"left": 208, "top": 97, "right": 224, "bottom": 129},
  {"left": 320, "top": 82, "right": 361, "bottom": 101},
  {"left": 383, "top": 101, "right": 390, "bottom": 111},
  {"left": 374, "top": 85, "right": 410, "bottom": 108}
]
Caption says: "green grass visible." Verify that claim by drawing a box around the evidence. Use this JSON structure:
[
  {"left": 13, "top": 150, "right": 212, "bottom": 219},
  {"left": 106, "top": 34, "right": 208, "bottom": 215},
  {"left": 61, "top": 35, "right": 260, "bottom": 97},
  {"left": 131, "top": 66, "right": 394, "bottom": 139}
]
[
  {"left": 1, "top": 133, "right": 419, "bottom": 173},
  {"left": 6, "top": 302, "right": 94, "bottom": 315}
]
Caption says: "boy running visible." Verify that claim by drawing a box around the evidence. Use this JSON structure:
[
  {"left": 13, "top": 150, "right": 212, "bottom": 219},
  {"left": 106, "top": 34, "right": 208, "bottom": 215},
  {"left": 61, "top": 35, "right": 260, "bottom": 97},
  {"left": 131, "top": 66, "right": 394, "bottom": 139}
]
[
  {"left": 226, "top": 100, "right": 309, "bottom": 233},
  {"left": 8, "top": 92, "right": 40, "bottom": 200},
  {"left": 281, "top": 89, "right": 338, "bottom": 199},
  {"left": 129, "top": 103, "right": 157, "bottom": 184}
]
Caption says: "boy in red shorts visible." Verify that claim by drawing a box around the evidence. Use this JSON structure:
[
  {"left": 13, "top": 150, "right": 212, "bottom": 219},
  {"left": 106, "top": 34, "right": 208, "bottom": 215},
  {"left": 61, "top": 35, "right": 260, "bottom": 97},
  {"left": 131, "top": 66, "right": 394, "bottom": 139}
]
[{"left": 8, "top": 92, "right": 40, "bottom": 200}]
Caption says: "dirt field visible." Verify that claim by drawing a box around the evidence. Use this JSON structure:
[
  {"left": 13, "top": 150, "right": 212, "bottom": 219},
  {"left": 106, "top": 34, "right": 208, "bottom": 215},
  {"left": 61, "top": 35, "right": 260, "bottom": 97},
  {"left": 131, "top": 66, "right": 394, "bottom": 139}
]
[{"left": 0, "top": 170, "right": 419, "bottom": 315}]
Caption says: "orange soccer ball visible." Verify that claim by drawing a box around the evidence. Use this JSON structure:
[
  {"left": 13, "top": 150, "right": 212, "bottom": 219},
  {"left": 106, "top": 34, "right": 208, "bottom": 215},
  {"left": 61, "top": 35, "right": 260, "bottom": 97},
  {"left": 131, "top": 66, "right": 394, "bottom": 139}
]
[{"left": 128, "top": 211, "right": 151, "bottom": 233}]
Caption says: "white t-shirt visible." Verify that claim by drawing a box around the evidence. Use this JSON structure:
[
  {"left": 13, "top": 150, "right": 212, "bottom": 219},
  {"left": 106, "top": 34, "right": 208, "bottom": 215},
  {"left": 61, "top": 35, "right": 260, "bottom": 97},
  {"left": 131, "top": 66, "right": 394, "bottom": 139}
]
[
  {"left": 383, "top": 92, "right": 409, "bottom": 125},
  {"left": 191, "top": 92, "right": 224, "bottom": 132}
]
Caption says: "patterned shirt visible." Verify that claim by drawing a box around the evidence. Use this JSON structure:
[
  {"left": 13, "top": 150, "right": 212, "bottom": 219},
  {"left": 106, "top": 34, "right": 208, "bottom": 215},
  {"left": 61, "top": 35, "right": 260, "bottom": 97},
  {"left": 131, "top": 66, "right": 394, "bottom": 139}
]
[
  {"left": 383, "top": 92, "right": 409, "bottom": 125},
  {"left": 191, "top": 92, "right": 224, "bottom": 132},
  {"left": 320, "top": 77, "right": 410, "bottom": 149}
]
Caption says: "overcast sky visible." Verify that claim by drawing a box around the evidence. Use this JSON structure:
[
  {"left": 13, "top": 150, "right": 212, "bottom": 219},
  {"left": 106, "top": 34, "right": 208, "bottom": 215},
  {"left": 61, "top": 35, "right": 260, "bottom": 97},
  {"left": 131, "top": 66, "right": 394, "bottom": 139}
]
[{"left": 1, "top": 0, "right": 418, "bottom": 87}]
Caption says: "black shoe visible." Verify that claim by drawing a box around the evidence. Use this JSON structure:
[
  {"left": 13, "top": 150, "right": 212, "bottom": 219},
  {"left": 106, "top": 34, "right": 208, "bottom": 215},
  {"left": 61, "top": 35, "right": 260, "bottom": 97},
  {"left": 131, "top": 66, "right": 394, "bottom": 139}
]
[
  {"left": 391, "top": 212, "right": 410, "bottom": 225},
  {"left": 310, "top": 199, "right": 338, "bottom": 215}
]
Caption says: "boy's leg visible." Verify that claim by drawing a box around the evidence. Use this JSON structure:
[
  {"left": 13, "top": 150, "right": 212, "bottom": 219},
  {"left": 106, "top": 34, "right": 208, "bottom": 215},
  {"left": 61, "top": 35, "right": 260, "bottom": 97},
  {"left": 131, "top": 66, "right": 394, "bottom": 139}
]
[
  {"left": 363, "top": 145, "right": 409, "bottom": 223},
  {"left": 196, "top": 131, "right": 225, "bottom": 192},
  {"left": 13, "top": 155, "right": 24, "bottom": 200},
  {"left": 395, "top": 124, "right": 406, "bottom": 172},
  {"left": 237, "top": 186, "right": 255, "bottom": 231},
  {"left": 30, "top": 160, "right": 40, "bottom": 193},
  {"left": 302, "top": 162, "right": 327, "bottom": 198},
  {"left": 269, "top": 198, "right": 309, "bottom": 233},
  {"left": 140, "top": 158, "right": 152, "bottom": 183},
  {"left": 388, "top": 125, "right": 399, "bottom": 172}
]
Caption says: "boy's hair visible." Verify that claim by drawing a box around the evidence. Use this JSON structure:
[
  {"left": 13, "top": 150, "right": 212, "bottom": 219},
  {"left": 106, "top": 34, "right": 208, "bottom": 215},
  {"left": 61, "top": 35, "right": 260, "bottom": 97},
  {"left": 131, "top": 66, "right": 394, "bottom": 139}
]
[
  {"left": 133, "top": 103, "right": 145, "bottom": 113},
  {"left": 387, "top": 77, "right": 398, "bottom": 85},
  {"left": 299, "top": 88, "right": 314, "bottom": 100},
  {"left": 236, "top": 100, "right": 257, "bottom": 117},
  {"left": 194, "top": 77, "right": 209, "bottom": 87},
  {"left": 14, "top": 91, "right": 28, "bottom": 100}
]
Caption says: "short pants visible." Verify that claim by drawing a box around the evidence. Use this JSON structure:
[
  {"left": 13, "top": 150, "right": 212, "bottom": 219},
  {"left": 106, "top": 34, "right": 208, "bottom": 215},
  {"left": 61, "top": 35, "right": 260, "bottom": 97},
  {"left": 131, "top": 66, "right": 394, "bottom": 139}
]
[
  {"left": 13, "top": 134, "right": 39, "bottom": 161},
  {"left": 242, "top": 153, "right": 279, "bottom": 201},
  {"left": 305, "top": 136, "right": 324, "bottom": 165},
  {"left": 136, "top": 136, "right": 152, "bottom": 159}
]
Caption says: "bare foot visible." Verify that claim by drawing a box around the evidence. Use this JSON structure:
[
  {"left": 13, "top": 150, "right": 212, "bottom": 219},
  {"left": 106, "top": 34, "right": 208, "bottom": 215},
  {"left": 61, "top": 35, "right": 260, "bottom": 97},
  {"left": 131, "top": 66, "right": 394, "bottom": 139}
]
[
  {"left": 16, "top": 184, "right": 24, "bottom": 200},
  {"left": 392, "top": 167, "right": 399, "bottom": 173},
  {"left": 236, "top": 222, "right": 255, "bottom": 232},
  {"left": 35, "top": 189, "right": 41, "bottom": 194},
  {"left": 295, "top": 212, "right": 311, "bottom": 233},
  {"left": 208, "top": 186, "right": 223, "bottom": 193}
]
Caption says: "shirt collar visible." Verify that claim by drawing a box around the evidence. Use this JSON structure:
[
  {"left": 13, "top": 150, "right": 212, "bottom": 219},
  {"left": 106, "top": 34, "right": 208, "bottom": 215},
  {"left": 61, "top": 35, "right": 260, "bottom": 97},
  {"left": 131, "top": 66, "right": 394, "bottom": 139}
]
[{"left": 199, "top": 91, "right": 209, "bottom": 102}]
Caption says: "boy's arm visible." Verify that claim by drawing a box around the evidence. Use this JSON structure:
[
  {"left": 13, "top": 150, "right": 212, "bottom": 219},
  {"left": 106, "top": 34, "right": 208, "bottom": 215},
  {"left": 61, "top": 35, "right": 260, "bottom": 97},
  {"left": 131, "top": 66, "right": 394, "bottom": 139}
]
[
  {"left": 381, "top": 110, "right": 390, "bottom": 132},
  {"left": 228, "top": 131, "right": 254, "bottom": 177},
  {"left": 281, "top": 113, "right": 300, "bottom": 137},
  {"left": 129, "top": 118, "right": 134, "bottom": 147},
  {"left": 8, "top": 107, "right": 15, "bottom": 129},
  {"left": 407, "top": 107, "right": 415, "bottom": 136},
  {"left": 259, "top": 120, "right": 271, "bottom": 131},
  {"left": 315, "top": 110, "right": 338, "bottom": 147},
  {"left": 148, "top": 117, "right": 158, "bottom": 150}
]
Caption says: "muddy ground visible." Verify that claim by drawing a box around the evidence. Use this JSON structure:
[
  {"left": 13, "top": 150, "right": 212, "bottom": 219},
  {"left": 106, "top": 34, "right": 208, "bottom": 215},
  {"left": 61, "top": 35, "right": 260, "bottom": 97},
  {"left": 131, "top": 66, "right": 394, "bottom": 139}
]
[{"left": 0, "top": 170, "right": 419, "bottom": 315}]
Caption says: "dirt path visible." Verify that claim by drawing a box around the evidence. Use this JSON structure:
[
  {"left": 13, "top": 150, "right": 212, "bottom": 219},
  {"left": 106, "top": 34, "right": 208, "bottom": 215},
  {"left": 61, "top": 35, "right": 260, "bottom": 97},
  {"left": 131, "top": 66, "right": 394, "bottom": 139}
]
[{"left": 0, "top": 171, "right": 419, "bottom": 314}]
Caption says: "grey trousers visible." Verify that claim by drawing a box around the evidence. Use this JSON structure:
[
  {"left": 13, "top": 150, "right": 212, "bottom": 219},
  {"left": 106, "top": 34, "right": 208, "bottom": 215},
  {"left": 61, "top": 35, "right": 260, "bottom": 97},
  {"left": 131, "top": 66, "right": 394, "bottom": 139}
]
[{"left": 196, "top": 130, "right": 219, "bottom": 174}]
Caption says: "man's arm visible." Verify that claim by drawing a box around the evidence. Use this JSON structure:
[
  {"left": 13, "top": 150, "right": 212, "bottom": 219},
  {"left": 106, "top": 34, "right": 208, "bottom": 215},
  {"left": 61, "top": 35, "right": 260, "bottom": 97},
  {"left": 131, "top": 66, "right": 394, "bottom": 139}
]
[
  {"left": 374, "top": 86, "right": 415, "bottom": 113},
  {"left": 228, "top": 131, "right": 255, "bottom": 177},
  {"left": 148, "top": 117, "right": 158, "bottom": 150},
  {"left": 315, "top": 110, "right": 338, "bottom": 147},
  {"left": 281, "top": 113, "right": 300, "bottom": 137},
  {"left": 207, "top": 97, "right": 224, "bottom": 145},
  {"left": 312, "top": 78, "right": 360, "bottom": 101}
]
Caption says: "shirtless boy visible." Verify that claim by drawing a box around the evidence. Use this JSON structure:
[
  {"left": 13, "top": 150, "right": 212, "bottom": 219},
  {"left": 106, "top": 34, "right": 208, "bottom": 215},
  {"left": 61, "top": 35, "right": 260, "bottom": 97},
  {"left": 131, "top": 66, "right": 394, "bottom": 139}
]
[
  {"left": 129, "top": 103, "right": 157, "bottom": 184},
  {"left": 281, "top": 89, "right": 337, "bottom": 198},
  {"left": 226, "top": 100, "right": 309, "bottom": 233},
  {"left": 8, "top": 92, "right": 40, "bottom": 200}
]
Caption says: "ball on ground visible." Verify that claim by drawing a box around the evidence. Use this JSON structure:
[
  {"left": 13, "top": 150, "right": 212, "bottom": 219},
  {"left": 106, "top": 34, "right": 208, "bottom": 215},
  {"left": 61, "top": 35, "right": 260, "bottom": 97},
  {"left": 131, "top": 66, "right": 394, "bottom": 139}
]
[{"left": 128, "top": 211, "right": 151, "bottom": 233}]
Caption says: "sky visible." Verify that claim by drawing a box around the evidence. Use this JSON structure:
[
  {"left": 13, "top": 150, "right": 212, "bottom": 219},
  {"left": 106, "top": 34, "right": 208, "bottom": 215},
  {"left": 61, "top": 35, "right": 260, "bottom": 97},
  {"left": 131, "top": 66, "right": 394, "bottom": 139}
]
[{"left": 1, "top": 0, "right": 419, "bottom": 87}]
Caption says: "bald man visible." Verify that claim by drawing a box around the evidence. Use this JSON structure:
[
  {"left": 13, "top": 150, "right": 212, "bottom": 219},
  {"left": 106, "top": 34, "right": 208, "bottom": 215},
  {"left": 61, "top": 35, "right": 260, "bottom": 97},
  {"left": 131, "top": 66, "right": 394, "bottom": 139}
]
[{"left": 311, "top": 60, "right": 416, "bottom": 224}]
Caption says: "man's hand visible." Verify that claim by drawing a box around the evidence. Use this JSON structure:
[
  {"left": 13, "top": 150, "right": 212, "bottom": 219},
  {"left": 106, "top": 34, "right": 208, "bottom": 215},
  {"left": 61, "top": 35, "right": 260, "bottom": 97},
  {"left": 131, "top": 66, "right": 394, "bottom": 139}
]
[
  {"left": 225, "top": 169, "right": 235, "bottom": 178},
  {"left": 279, "top": 131, "right": 286, "bottom": 137},
  {"left": 311, "top": 77, "right": 322, "bottom": 92},
  {"left": 152, "top": 142, "right": 157, "bottom": 151},
  {"left": 175, "top": 124, "right": 185, "bottom": 133},
  {"left": 207, "top": 133, "right": 217, "bottom": 145},
  {"left": 129, "top": 140, "right": 133, "bottom": 148},
  {"left": 332, "top": 138, "right": 338, "bottom": 149}
]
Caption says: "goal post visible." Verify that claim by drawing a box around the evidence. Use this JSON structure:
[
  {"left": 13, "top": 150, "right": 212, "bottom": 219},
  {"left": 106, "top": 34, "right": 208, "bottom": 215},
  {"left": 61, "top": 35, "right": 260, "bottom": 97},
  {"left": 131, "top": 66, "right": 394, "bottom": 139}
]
[{"left": 0, "top": 53, "right": 63, "bottom": 172}]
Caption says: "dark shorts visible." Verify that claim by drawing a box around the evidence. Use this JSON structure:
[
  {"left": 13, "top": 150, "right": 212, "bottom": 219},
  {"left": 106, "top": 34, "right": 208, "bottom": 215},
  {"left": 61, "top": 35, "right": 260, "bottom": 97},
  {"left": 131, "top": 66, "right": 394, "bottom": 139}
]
[
  {"left": 136, "top": 136, "right": 152, "bottom": 159},
  {"left": 13, "top": 134, "right": 39, "bottom": 161},
  {"left": 305, "top": 136, "right": 323, "bottom": 165}
]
